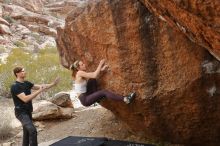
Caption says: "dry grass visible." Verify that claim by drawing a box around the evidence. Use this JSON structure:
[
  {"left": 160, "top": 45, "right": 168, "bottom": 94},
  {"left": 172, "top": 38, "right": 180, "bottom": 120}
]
[
  {"left": 0, "top": 107, "right": 13, "bottom": 140},
  {"left": 0, "top": 46, "right": 72, "bottom": 99}
]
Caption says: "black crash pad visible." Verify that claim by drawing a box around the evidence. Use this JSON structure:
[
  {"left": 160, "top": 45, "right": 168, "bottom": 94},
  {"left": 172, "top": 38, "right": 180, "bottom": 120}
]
[{"left": 50, "top": 136, "right": 155, "bottom": 146}]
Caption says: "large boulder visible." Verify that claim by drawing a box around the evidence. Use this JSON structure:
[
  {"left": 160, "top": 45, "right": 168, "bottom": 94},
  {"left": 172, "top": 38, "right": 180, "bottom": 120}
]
[
  {"left": 2, "top": 4, "right": 49, "bottom": 24},
  {"left": 140, "top": 0, "right": 220, "bottom": 60},
  {"left": 50, "top": 92, "right": 73, "bottom": 108},
  {"left": 56, "top": 0, "right": 220, "bottom": 145},
  {"left": 11, "top": 0, "right": 44, "bottom": 13},
  {"left": 10, "top": 24, "right": 31, "bottom": 35},
  {"left": 2, "top": 4, "right": 64, "bottom": 33},
  {"left": 45, "top": 0, "right": 87, "bottom": 18},
  {"left": 21, "top": 23, "right": 57, "bottom": 37},
  {"left": 32, "top": 100, "right": 74, "bottom": 121}
]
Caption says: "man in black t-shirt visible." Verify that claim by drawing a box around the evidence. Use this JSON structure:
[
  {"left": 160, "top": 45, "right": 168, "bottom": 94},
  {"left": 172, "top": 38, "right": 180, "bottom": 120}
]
[{"left": 11, "top": 67, "right": 59, "bottom": 146}]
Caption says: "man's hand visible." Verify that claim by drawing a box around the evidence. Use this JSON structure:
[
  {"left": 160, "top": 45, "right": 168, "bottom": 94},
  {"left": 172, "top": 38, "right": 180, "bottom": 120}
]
[
  {"left": 39, "top": 85, "right": 47, "bottom": 92},
  {"left": 44, "top": 77, "right": 60, "bottom": 90}
]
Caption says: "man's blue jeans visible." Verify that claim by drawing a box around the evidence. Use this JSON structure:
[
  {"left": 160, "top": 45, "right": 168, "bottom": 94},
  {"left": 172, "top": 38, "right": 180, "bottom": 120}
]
[{"left": 15, "top": 111, "right": 38, "bottom": 146}]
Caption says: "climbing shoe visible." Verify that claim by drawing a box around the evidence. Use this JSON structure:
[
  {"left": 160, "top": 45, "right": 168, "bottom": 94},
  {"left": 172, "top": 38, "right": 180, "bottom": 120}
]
[{"left": 124, "top": 92, "right": 136, "bottom": 104}]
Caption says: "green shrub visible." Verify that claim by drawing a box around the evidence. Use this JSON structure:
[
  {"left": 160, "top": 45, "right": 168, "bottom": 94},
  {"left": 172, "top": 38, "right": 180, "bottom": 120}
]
[
  {"left": 3, "top": 15, "right": 15, "bottom": 23},
  {"left": 3, "top": 0, "right": 11, "bottom": 4},
  {"left": 0, "top": 46, "right": 72, "bottom": 99},
  {"left": 30, "top": 33, "right": 42, "bottom": 43},
  {"left": 39, "top": 45, "right": 57, "bottom": 54},
  {"left": 13, "top": 40, "right": 27, "bottom": 48}
]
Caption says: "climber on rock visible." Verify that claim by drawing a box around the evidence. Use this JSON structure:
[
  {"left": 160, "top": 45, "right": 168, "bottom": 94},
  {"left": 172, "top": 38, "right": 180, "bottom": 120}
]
[{"left": 69, "top": 59, "right": 136, "bottom": 107}]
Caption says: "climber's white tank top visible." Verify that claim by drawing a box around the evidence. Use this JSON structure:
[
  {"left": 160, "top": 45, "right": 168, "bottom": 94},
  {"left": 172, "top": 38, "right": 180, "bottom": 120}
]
[{"left": 74, "top": 80, "right": 87, "bottom": 94}]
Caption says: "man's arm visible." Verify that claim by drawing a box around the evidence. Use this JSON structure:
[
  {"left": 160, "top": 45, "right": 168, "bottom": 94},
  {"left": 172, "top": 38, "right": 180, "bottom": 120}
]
[
  {"left": 32, "top": 77, "right": 60, "bottom": 90},
  {"left": 44, "top": 77, "right": 60, "bottom": 89},
  {"left": 17, "top": 86, "right": 44, "bottom": 103},
  {"left": 32, "top": 84, "right": 41, "bottom": 90}
]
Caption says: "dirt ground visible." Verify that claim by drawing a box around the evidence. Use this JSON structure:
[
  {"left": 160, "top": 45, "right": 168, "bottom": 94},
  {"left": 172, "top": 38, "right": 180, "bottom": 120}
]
[{"left": 0, "top": 97, "right": 152, "bottom": 146}]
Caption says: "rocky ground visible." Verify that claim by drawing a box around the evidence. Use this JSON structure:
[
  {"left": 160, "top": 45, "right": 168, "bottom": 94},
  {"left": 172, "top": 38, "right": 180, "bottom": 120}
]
[
  {"left": 0, "top": 0, "right": 87, "bottom": 61},
  {"left": 0, "top": 97, "right": 153, "bottom": 146}
]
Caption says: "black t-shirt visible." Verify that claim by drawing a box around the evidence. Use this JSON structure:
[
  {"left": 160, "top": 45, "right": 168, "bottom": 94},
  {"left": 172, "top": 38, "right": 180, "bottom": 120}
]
[{"left": 11, "top": 81, "right": 34, "bottom": 113}]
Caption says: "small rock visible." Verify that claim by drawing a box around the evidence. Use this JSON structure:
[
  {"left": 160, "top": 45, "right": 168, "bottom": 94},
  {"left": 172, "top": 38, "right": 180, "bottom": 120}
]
[
  {"left": 37, "top": 128, "right": 43, "bottom": 133},
  {"left": 16, "top": 131, "right": 22, "bottom": 138},
  {"left": 2, "top": 142, "right": 14, "bottom": 146},
  {"left": 0, "top": 24, "right": 11, "bottom": 35},
  {"left": 34, "top": 121, "right": 45, "bottom": 128}
]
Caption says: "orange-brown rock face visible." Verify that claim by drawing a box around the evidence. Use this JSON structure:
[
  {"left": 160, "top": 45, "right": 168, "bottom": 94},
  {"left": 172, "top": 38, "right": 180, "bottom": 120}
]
[
  {"left": 56, "top": 0, "right": 220, "bottom": 145},
  {"left": 140, "top": 0, "right": 220, "bottom": 60}
]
